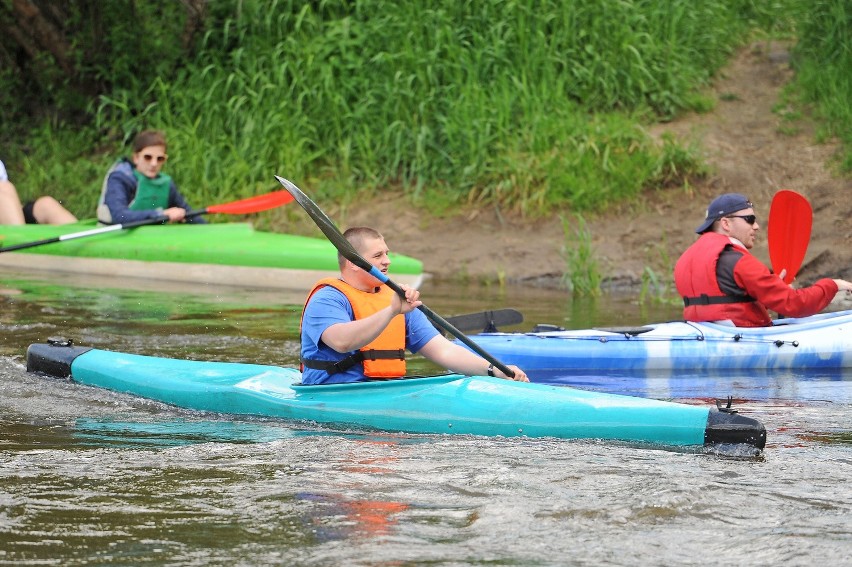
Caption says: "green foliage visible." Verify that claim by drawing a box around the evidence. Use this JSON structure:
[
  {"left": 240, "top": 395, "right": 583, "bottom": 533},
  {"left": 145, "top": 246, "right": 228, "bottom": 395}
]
[
  {"left": 90, "top": 0, "right": 766, "bottom": 209},
  {"left": 790, "top": 0, "right": 852, "bottom": 171},
  {"left": 0, "top": 1, "right": 192, "bottom": 134},
  {"left": 5, "top": 122, "right": 112, "bottom": 216},
  {"left": 468, "top": 115, "right": 706, "bottom": 214},
  {"left": 6, "top": 0, "right": 819, "bottom": 218}
]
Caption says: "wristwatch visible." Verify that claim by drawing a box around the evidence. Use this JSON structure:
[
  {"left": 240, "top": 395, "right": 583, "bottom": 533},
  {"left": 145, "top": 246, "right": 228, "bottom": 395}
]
[{"left": 487, "top": 363, "right": 495, "bottom": 377}]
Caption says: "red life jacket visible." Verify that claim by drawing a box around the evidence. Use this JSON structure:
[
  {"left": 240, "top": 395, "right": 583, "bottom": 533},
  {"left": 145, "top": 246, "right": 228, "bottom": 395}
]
[
  {"left": 300, "top": 277, "right": 406, "bottom": 378},
  {"left": 674, "top": 232, "right": 767, "bottom": 325}
]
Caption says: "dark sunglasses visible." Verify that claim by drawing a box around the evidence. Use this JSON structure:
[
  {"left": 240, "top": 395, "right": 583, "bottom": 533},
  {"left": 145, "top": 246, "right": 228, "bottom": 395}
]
[
  {"left": 142, "top": 154, "right": 167, "bottom": 163},
  {"left": 726, "top": 214, "right": 757, "bottom": 225}
]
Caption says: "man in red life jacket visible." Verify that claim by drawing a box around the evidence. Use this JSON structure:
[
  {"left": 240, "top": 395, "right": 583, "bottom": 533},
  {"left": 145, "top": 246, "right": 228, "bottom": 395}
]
[
  {"left": 300, "top": 226, "right": 528, "bottom": 384},
  {"left": 674, "top": 193, "right": 852, "bottom": 327}
]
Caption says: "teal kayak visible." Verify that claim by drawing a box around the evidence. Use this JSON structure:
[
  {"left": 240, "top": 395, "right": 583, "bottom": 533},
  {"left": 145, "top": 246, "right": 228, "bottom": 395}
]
[
  {"left": 0, "top": 220, "right": 424, "bottom": 290},
  {"left": 26, "top": 341, "right": 766, "bottom": 450}
]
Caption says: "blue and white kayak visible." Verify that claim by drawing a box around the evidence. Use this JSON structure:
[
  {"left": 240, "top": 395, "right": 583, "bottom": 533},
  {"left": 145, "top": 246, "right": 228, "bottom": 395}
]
[
  {"left": 456, "top": 310, "right": 852, "bottom": 376},
  {"left": 26, "top": 341, "right": 765, "bottom": 450}
]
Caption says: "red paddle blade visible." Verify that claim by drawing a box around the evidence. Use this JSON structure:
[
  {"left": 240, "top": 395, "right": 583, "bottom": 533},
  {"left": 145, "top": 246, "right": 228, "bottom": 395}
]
[
  {"left": 206, "top": 190, "right": 294, "bottom": 215},
  {"left": 768, "top": 189, "right": 812, "bottom": 284}
]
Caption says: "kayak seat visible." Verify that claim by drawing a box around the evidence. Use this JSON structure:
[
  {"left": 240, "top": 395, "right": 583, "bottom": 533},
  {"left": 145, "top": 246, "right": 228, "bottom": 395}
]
[
  {"left": 531, "top": 323, "right": 566, "bottom": 332},
  {"left": 592, "top": 326, "right": 654, "bottom": 336}
]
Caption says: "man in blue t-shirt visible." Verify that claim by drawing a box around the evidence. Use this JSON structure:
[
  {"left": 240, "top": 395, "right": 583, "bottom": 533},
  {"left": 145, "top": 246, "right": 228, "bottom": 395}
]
[{"left": 300, "top": 226, "right": 528, "bottom": 385}]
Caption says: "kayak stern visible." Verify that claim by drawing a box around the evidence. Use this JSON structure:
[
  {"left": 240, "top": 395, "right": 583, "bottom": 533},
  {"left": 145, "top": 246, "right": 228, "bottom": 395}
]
[{"left": 704, "top": 408, "right": 766, "bottom": 449}]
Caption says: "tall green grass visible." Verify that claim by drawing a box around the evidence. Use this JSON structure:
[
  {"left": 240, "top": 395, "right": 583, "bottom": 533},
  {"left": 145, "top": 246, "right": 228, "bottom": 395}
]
[
  {"left": 7, "top": 0, "right": 799, "bottom": 217},
  {"left": 791, "top": 0, "right": 852, "bottom": 171}
]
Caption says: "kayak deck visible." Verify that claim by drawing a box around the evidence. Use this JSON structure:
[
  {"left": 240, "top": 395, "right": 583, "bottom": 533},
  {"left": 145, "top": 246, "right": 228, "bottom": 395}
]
[
  {"left": 457, "top": 309, "right": 852, "bottom": 374},
  {"left": 25, "top": 341, "right": 766, "bottom": 450},
  {"left": 0, "top": 221, "right": 424, "bottom": 290}
]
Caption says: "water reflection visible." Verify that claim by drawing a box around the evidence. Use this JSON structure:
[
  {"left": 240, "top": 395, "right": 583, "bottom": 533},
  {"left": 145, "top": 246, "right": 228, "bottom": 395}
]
[
  {"left": 538, "top": 368, "right": 852, "bottom": 403},
  {"left": 294, "top": 439, "right": 418, "bottom": 542},
  {"left": 4, "top": 268, "right": 849, "bottom": 403},
  {"left": 298, "top": 492, "right": 409, "bottom": 541},
  {"left": 1, "top": 268, "right": 684, "bottom": 371},
  {"left": 70, "top": 418, "right": 306, "bottom": 448}
]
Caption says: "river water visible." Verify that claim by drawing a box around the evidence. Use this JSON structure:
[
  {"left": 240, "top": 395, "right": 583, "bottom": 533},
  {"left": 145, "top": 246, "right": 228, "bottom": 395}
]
[{"left": 1, "top": 270, "right": 850, "bottom": 566}]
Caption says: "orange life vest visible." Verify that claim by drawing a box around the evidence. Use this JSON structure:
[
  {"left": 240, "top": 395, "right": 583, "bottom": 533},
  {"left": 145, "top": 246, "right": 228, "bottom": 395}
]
[{"left": 300, "top": 277, "right": 406, "bottom": 378}]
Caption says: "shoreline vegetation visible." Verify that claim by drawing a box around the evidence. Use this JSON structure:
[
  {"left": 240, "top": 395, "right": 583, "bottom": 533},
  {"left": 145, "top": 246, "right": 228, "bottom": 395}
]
[{"left": 1, "top": 1, "right": 850, "bottom": 295}]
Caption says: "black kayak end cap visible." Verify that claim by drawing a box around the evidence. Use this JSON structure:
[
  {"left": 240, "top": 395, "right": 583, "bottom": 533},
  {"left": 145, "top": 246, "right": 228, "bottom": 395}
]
[
  {"left": 26, "top": 339, "right": 92, "bottom": 379},
  {"left": 705, "top": 409, "right": 767, "bottom": 449}
]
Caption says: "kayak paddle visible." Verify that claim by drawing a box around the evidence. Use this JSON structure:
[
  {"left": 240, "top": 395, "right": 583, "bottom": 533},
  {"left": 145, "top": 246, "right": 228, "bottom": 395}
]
[
  {"left": 0, "top": 190, "right": 294, "bottom": 254},
  {"left": 767, "top": 189, "right": 812, "bottom": 284},
  {"left": 274, "top": 175, "right": 517, "bottom": 378}
]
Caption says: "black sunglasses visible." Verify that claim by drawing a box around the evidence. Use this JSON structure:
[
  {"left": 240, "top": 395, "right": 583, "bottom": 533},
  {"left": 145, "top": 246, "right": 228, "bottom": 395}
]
[{"left": 726, "top": 214, "right": 757, "bottom": 225}]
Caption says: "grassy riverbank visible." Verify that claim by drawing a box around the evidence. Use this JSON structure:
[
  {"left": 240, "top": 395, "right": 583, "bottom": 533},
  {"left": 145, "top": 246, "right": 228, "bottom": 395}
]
[{"left": 7, "top": 0, "right": 846, "bottom": 223}]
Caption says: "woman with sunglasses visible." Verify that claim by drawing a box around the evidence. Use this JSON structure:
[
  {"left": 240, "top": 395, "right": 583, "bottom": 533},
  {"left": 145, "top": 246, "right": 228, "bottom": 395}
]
[
  {"left": 674, "top": 192, "right": 851, "bottom": 327},
  {"left": 97, "top": 130, "right": 205, "bottom": 225}
]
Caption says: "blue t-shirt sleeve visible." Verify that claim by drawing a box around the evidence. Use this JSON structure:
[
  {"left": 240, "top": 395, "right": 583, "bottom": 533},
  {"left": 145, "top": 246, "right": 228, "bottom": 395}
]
[
  {"left": 405, "top": 308, "right": 440, "bottom": 353},
  {"left": 300, "top": 286, "right": 365, "bottom": 384},
  {"left": 301, "top": 287, "right": 353, "bottom": 351}
]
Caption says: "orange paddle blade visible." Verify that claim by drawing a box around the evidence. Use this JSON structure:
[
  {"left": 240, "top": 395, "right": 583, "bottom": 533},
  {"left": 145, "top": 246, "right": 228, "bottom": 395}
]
[
  {"left": 768, "top": 189, "right": 812, "bottom": 284},
  {"left": 206, "top": 190, "right": 294, "bottom": 215}
]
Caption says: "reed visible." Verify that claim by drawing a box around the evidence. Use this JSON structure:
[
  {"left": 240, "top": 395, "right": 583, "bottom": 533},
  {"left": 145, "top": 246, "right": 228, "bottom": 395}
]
[
  {"left": 639, "top": 267, "right": 681, "bottom": 306},
  {"left": 561, "top": 214, "right": 602, "bottom": 295}
]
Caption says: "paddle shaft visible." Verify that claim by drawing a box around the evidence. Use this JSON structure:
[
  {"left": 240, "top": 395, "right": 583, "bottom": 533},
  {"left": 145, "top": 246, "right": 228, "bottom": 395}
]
[
  {"left": 274, "top": 175, "right": 516, "bottom": 378},
  {"left": 0, "top": 189, "right": 294, "bottom": 254},
  {"left": 367, "top": 265, "right": 518, "bottom": 378},
  {"left": 0, "top": 215, "right": 176, "bottom": 253}
]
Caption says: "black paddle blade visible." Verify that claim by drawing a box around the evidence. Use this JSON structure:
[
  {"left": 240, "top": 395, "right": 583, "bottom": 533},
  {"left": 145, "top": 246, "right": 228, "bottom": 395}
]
[
  {"left": 444, "top": 309, "right": 525, "bottom": 334},
  {"left": 274, "top": 175, "right": 373, "bottom": 273}
]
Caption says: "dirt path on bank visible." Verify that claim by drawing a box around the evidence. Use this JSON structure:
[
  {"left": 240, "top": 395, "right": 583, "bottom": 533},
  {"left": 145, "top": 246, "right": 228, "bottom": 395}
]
[{"left": 286, "top": 43, "right": 851, "bottom": 297}]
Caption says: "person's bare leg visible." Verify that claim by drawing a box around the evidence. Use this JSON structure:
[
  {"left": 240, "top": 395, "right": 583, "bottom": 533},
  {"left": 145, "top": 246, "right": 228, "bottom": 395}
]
[
  {"left": 32, "top": 196, "right": 77, "bottom": 225},
  {"left": 0, "top": 180, "right": 26, "bottom": 224}
]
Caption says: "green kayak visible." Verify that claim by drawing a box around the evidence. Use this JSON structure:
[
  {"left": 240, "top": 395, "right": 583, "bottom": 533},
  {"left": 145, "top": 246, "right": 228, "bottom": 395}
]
[{"left": 0, "top": 220, "right": 424, "bottom": 291}]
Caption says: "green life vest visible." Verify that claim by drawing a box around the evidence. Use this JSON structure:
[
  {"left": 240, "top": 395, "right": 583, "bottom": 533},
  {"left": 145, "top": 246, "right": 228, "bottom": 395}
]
[{"left": 130, "top": 170, "right": 172, "bottom": 211}]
